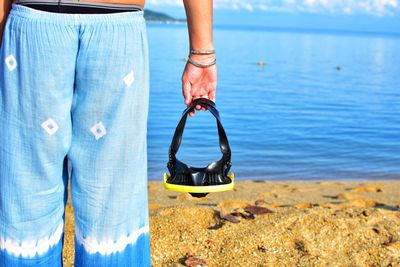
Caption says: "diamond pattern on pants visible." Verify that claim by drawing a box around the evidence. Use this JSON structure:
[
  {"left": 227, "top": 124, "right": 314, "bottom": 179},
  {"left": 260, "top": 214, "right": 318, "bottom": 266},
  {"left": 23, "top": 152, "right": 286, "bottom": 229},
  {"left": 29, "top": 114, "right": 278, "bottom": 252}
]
[
  {"left": 41, "top": 118, "right": 59, "bottom": 136},
  {"left": 5, "top": 54, "right": 17, "bottom": 71},
  {"left": 123, "top": 71, "right": 135, "bottom": 87},
  {"left": 90, "top": 121, "right": 107, "bottom": 140}
]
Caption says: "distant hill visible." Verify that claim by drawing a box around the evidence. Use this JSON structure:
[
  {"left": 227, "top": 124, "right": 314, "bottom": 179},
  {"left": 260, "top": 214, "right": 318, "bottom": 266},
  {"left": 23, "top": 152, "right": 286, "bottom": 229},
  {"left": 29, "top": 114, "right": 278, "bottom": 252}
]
[{"left": 144, "top": 9, "right": 185, "bottom": 23}]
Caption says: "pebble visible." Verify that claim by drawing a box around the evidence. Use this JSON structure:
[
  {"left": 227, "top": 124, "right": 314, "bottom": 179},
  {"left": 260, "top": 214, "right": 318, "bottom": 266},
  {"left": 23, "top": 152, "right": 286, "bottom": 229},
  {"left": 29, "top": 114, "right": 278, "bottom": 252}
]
[
  {"left": 221, "top": 213, "right": 240, "bottom": 223},
  {"left": 231, "top": 209, "right": 255, "bottom": 220},
  {"left": 244, "top": 205, "right": 273, "bottom": 215},
  {"left": 184, "top": 257, "right": 208, "bottom": 267}
]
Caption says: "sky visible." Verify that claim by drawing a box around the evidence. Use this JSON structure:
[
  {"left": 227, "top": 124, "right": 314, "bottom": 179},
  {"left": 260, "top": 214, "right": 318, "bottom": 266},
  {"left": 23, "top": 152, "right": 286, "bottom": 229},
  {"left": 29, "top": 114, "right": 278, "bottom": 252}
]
[{"left": 146, "top": 0, "right": 400, "bottom": 34}]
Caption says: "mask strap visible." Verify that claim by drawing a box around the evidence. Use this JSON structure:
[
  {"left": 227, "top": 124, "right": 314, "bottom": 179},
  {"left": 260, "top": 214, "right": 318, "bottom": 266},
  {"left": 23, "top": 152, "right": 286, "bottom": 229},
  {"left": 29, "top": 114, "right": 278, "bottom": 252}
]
[{"left": 168, "top": 98, "right": 231, "bottom": 166}]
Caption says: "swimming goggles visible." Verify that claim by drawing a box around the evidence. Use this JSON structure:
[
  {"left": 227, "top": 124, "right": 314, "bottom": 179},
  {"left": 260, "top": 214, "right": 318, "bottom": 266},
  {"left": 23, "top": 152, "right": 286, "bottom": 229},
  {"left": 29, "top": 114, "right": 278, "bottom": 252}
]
[{"left": 164, "top": 98, "right": 234, "bottom": 198}]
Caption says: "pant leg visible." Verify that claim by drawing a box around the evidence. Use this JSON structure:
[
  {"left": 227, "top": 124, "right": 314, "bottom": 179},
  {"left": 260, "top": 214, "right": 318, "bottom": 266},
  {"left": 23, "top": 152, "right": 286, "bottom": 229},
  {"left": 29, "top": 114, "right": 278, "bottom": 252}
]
[
  {"left": 67, "top": 11, "right": 151, "bottom": 267},
  {"left": 0, "top": 4, "right": 78, "bottom": 266}
]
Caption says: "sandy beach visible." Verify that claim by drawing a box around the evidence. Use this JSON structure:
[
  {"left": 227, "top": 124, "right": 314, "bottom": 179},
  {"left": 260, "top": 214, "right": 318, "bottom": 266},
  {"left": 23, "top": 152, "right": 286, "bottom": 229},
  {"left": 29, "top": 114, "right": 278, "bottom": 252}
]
[{"left": 63, "top": 180, "right": 400, "bottom": 266}]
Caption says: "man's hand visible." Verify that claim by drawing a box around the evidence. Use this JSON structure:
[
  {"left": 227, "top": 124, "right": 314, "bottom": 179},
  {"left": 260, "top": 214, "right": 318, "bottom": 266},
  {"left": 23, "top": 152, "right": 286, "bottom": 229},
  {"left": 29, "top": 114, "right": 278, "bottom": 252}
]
[
  {"left": 182, "top": 0, "right": 215, "bottom": 117},
  {"left": 182, "top": 54, "right": 217, "bottom": 117}
]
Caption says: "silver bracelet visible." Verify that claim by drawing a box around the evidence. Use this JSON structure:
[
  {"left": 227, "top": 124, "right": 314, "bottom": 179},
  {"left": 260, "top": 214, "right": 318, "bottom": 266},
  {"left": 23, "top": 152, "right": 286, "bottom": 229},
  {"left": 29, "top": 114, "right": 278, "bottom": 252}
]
[
  {"left": 187, "top": 57, "right": 216, "bottom": 68},
  {"left": 190, "top": 49, "right": 216, "bottom": 55}
]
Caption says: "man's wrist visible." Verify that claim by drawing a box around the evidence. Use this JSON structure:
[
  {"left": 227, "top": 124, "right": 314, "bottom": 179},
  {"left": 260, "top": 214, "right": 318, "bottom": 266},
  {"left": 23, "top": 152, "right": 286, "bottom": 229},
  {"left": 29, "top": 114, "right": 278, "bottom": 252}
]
[
  {"left": 187, "top": 53, "right": 216, "bottom": 68},
  {"left": 187, "top": 57, "right": 216, "bottom": 68},
  {"left": 189, "top": 41, "right": 214, "bottom": 51},
  {"left": 189, "top": 53, "right": 215, "bottom": 62}
]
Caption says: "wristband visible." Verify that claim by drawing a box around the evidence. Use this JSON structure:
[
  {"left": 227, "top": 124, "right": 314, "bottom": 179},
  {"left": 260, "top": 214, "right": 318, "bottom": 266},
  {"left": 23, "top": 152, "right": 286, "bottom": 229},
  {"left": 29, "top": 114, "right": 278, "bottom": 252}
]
[
  {"left": 187, "top": 57, "right": 216, "bottom": 68},
  {"left": 190, "top": 49, "right": 215, "bottom": 55}
]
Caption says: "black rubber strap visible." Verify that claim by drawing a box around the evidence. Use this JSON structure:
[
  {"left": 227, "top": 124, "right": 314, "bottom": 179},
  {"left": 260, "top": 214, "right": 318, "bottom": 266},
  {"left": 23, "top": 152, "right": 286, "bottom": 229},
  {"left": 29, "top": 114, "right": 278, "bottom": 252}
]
[{"left": 169, "top": 98, "right": 231, "bottom": 163}]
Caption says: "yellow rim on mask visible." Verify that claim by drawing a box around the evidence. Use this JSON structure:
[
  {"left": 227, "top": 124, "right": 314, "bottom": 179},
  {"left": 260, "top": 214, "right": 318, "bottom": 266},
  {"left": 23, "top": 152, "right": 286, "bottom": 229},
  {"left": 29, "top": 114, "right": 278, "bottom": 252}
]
[{"left": 163, "top": 172, "right": 235, "bottom": 193}]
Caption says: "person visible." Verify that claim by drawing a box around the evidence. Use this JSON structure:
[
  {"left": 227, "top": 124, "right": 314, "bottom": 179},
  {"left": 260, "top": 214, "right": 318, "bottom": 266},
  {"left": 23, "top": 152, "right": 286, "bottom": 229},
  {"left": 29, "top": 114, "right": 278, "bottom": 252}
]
[{"left": 0, "top": 0, "right": 217, "bottom": 266}]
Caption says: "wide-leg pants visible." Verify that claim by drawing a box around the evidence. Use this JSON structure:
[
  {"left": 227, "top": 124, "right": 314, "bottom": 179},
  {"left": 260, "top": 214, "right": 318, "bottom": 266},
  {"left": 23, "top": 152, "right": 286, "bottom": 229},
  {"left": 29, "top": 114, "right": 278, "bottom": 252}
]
[{"left": 0, "top": 4, "right": 151, "bottom": 266}]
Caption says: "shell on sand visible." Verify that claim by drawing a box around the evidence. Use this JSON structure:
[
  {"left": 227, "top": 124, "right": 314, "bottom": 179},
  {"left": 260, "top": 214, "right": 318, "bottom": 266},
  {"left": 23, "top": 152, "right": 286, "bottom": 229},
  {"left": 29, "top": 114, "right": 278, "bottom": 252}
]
[
  {"left": 243, "top": 205, "right": 273, "bottom": 215},
  {"left": 221, "top": 214, "right": 241, "bottom": 223}
]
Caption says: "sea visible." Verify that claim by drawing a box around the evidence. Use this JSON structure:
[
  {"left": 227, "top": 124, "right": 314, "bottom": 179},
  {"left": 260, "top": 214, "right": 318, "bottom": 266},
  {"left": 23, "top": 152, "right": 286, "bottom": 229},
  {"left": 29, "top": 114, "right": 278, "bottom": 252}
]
[{"left": 146, "top": 23, "right": 400, "bottom": 181}]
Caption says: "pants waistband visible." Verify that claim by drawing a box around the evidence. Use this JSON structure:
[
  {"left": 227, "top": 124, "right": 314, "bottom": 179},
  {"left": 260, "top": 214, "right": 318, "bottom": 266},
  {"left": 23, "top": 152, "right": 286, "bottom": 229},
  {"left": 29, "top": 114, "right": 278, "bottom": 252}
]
[
  {"left": 9, "top": 3, "right": 145, "bottom": 25},
  {"left": 13, "top": 0, "right": 143, "bottom": 11}
]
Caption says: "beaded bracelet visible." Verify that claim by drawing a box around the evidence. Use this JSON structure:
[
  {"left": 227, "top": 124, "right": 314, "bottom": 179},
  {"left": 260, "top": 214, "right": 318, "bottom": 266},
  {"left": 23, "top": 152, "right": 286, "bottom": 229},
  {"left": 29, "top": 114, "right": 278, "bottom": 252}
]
[
  {"left": 190, "top": 49, "right": 216, "bottom": 55},
  {"left": 187, "top": 57, "right": 216, "bottom": 68}
]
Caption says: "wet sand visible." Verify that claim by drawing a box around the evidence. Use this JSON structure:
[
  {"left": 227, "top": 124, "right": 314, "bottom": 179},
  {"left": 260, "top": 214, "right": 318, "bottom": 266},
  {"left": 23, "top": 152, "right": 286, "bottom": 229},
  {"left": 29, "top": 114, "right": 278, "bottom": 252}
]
[{"left": 63, "top": 180, "right": 400, "bottom": 266}]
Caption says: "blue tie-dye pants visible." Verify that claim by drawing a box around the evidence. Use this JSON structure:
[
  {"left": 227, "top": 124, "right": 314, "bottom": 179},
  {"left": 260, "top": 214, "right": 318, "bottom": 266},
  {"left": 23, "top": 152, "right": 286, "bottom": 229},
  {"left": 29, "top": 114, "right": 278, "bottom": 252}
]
[{"left": 0, "top": 4, "right": 151, "bottom": 266}]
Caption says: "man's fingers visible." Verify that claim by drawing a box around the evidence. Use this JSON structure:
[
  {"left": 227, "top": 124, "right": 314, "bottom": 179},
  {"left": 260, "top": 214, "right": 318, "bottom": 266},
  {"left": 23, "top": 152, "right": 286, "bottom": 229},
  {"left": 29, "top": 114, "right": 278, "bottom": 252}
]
[
  {"left": 209, "top": 90, "right": 216, "bottom": 103},
  {"left": 182, "top": 79, "right": 192, "bottom": 106}
]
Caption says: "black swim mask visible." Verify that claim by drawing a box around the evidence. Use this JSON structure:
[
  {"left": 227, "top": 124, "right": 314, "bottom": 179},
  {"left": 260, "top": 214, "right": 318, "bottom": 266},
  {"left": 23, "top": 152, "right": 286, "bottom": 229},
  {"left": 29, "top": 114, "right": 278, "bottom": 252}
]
[{"left": 164, "top": 98, "right": 234, "bottom": 198}]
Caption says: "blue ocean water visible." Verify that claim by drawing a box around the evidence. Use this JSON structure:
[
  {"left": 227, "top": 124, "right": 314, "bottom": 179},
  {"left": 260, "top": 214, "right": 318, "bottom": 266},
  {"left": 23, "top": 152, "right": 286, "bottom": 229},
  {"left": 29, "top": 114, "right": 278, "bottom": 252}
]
[{"left": 146, "top": 23, "right": 400, "bottom": 181}]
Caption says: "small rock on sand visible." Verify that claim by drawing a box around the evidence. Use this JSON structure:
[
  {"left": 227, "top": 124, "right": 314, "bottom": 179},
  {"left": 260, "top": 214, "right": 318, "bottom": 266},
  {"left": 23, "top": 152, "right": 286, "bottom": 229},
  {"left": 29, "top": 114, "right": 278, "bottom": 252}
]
[
  {"left": 184, "top": 257, "right": 208, "bottom": 267},
  {"left": 244, "top": 205, "right": 273, "bottom": 215},
  {"left": 221, "top": 214, "right": 240, "bottom": 223}
]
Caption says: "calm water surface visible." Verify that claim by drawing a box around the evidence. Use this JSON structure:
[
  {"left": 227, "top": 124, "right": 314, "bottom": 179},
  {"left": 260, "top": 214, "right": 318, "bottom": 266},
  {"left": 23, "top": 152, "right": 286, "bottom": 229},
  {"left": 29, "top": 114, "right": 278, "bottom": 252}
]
[{"left": 146, "top": 23, "right": 400, "bottom": 181}]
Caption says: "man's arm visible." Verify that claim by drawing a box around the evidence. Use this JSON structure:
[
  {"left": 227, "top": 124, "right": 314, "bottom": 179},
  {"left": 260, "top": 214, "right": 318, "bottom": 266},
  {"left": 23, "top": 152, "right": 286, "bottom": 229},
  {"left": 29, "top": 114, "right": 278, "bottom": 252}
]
[
  {"left": 182, "top": 0, "right": 217, "bottom": 116},
  {"left": 1, "top": 0, "right": 13, "bottom": 44},
  {"left": 183, "top": 0, "right": 214, "bottom": 51}
]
